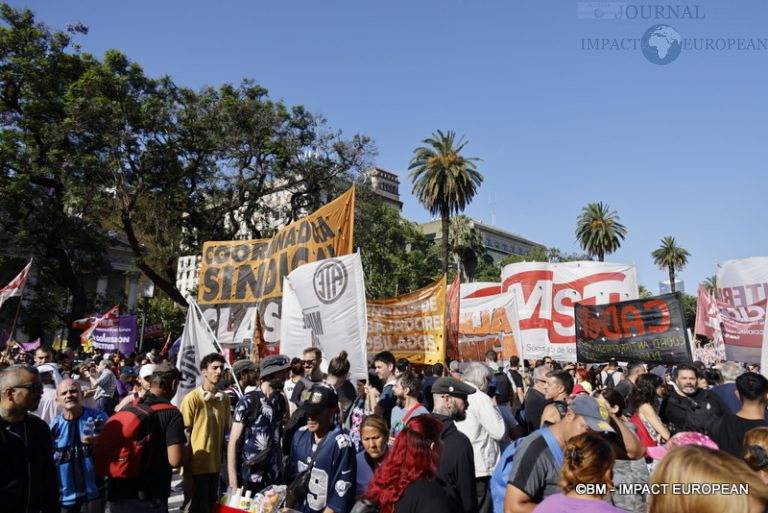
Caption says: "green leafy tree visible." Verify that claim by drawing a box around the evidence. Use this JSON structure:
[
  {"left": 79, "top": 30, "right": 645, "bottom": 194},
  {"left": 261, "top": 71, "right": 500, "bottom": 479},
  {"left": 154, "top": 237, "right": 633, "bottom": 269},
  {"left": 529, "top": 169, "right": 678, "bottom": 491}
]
[
  {"left": 68, "top": 53, "right": 374, "bottom": 306},
  {"left": 449, "top": 215, "right": 486, "bottom": 282},
  {"left": 473, "top": 258, "right": 501, "bottom": 282},
  {"left": 409, "top": 130, "right": 483, "bottom": 277},
  {"left": 638, "top": 284, "right": 654, "bottom": 298},
  {"left": 0, "top": 6, "right": 109, "bottom": 340},
  {"left": 355, "top": 188, "right": 441, "bottom": 299},
  {"left": 499, "top": 245, "right": 590, "bottom": 268},
  {"left": 680, "top": 293, "right": 697, "bottom": 330},
  {"left": 651, "top": 236, "right": 690, "bottom": 294},
  {"left": 575, "top": 202, "right": 627, "bottom": 262}
]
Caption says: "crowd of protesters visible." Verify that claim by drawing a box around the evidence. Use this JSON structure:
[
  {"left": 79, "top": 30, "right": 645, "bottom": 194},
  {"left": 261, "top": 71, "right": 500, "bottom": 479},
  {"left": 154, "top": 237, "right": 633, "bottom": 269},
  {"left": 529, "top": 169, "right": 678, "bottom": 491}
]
[{"left": 3, "top": 342, "right": 768, "bottom": 513}]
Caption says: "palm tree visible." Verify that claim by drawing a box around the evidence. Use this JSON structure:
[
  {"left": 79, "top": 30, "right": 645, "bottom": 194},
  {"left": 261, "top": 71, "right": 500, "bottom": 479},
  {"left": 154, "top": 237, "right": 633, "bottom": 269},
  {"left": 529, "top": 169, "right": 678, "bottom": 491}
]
[
  {"left": 651, "top": 236, "right": 690, "bottom": 293},
  {"left": 409, "top": 130, "right": 483, "bottom": 277},
  {"left": 449, "top": 215, "right": 486, "bottom": 282},
  {"left": 575, "top": 202, "right": 627, "bottom": 262},
  {"left": 703, "top": 275, "right": 718, "bottom": 298}
]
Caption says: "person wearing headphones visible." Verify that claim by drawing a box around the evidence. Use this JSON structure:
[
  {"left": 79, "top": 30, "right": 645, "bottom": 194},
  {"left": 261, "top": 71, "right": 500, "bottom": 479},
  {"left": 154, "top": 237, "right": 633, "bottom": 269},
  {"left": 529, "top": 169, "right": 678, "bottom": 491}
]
[{"left": 180, "top": 353, "right": 231, "bottom": 513}]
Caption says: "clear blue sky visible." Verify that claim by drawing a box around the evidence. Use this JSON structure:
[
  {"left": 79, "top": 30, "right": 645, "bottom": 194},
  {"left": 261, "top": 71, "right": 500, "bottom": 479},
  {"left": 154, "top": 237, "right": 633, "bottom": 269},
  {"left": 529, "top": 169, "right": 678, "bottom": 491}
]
[{"left": 16, "top": 0, "right": 768, "bottom": 293}]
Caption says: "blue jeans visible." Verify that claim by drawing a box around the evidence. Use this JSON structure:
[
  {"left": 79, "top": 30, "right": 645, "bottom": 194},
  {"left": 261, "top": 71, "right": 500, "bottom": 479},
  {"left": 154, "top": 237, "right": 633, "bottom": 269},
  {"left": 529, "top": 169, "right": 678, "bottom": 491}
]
[{"left": 106, "top": 498, "right": 168, "bottom": 513}]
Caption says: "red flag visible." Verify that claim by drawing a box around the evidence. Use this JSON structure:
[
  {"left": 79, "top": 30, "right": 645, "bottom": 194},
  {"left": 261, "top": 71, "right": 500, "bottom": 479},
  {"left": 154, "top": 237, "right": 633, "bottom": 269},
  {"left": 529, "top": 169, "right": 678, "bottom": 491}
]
[
  {"left": 0, "top": 260, "right": 32, "bottom": 310},
  {"left": 80, "top": 304, "right": 120, "bottom": 345},
  {"left": 445, "top": 274, "right": 461, "bottom": 361}
]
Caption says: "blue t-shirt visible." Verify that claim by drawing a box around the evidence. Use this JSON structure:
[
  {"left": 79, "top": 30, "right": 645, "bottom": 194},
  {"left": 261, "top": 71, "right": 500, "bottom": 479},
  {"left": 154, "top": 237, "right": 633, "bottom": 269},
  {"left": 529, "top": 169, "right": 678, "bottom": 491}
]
[
  {"left": 50, "top": 407, "right": 109, "bottom": 506},
  {"left": 355, "top": 450, "right": 375, "bottom": 498},
  {"left": 288, "top": 425, "right": 357, "bottom": 513},
  {"left": 233, "top": 388, "right": 286, "bottom": 487}
]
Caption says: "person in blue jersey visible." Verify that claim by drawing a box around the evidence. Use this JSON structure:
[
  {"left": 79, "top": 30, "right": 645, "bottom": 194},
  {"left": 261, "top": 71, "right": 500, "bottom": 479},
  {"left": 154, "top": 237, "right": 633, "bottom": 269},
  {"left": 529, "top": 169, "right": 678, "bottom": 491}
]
[
  {"left": 287, "top": 382, "right": 356, "bottom": 513},
  {"left": 50, "top": 378, "right": 109, "bottom": 513}
]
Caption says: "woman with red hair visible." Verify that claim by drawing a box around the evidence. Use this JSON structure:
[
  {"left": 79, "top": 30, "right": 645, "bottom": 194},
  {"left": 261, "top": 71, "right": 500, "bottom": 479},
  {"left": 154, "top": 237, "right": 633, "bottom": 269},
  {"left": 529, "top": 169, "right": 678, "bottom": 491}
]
[{"left": 362, "top": 415, "right": 459, "bottom": 513}]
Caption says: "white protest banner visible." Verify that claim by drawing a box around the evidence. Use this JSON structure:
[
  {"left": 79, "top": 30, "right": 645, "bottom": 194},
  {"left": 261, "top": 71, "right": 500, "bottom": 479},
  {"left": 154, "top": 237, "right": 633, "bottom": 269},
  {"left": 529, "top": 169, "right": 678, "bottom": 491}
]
[
  {"left": 279, "top": 253, "right": 368, "bottom": 380},
  {"left": 458, "top": 292, "right": 522, "bottom": 361},
  {"left": 460, "top": 282, "right": 501, "bottom": 299},
  {"left": 172, "top": 301, "right": 220, "bottom": 406},
  {"left": 716, "top": 257, "right": 768, "bottom": 364},
  {"left": 501, "top": 261, "right": 638, "bottom": 360}
]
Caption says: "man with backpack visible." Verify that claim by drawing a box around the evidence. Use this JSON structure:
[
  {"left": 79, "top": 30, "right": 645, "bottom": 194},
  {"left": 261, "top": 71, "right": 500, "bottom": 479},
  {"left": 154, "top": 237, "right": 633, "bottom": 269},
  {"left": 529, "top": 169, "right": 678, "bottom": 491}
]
[
  {"left": 227, "top": 354, "right": 291, "bottom": 493},
  {"left": 600, "top": 359, "right": 622, "bottom": 390},
  {"left": 500, "top": 395, "right": 615, "bottom": 513},
  {"left": 659, "top": 363, "right": 728, "bottom": 436},
  {"left": 102, "top": 364, "right": 186, "bottom": 513}
]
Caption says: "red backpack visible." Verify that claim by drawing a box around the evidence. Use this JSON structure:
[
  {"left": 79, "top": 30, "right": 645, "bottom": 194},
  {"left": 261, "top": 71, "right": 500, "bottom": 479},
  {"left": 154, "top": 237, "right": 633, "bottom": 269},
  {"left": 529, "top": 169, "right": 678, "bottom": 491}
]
[{"left": 94, "top": 402, "right": 177, "bottom": 479}]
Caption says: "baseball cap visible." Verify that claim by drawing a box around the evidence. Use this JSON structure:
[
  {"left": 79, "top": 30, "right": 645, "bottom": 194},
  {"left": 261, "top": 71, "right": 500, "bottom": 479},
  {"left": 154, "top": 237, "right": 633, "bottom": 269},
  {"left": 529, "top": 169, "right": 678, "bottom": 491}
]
[
  {"left": 646, "top": 431, "right": 719, "bottom": 460},
  {"left": 139, "top": 364, "right": 157, "bottom": 379},
  {"left": 301, "top": 383, "right": 339, "bottom": 415},
  {"left": 571, "top": 383, "right": 589, "bottom": 396},
  {"left": 570, "top": 395, "right": 615, "bottom": 433},
  {"left": 120, "top": 366, "right": 138, "bottom": 378},
  {"left": 232, "top": 359, "right": 258, "bottom": 376},
  {"left": 432, "top": 376, "right": 476, "bottom": 397},
  {"left": 260, "top": 355, "right": 290, "bottom": 377}
]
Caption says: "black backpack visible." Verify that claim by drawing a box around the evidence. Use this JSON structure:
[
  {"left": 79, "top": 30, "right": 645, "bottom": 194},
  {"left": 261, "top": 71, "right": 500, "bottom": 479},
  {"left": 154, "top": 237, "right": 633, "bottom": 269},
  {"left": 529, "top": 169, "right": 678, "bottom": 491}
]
[{"left": 604, "top": 371, "right": 617, "bottom": 390}]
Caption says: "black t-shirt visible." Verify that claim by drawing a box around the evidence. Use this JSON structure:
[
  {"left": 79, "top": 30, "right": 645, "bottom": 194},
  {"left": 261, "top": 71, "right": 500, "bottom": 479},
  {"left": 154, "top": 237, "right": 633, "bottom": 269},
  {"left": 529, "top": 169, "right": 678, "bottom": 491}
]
[
  {"left": 395, "top": 478, "right": 460, "bottom": 513},
  {"left": 523, "top": 388, "right": 548, "bottom": 431},
  {"left": 494, "top": 371, "right": 513, "bottom": 405},
  {"left": 336, "top": 380, "right": 357, "bottom": 423},
  {"left": 0, "top": 414, "right": 59, "bottom": 513},
  {"left": 106, "top": 393, "right": 186, "bottom": 500},
  {"left": 713, "top": 414, "right": 768, "bottom": 459},
  {"left": 508, "top": 370, "right": 524, "bottom": 410}
]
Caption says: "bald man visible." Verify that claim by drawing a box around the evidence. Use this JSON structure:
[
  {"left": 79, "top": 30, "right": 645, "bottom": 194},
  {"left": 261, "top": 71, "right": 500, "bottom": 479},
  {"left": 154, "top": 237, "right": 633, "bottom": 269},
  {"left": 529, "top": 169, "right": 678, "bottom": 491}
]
[
  {"left": 0, "top": 364, "right": 59, "bottom": 513},
  {"left": 50, "top": 379, "right": 109, "bottom": 513}
]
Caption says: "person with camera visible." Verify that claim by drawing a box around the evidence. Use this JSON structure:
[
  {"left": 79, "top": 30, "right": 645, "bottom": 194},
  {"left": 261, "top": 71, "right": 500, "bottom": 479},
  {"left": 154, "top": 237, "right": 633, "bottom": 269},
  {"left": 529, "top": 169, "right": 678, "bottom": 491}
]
[{"left": 227, "top": 355, "right": 291, "bottom": 494}]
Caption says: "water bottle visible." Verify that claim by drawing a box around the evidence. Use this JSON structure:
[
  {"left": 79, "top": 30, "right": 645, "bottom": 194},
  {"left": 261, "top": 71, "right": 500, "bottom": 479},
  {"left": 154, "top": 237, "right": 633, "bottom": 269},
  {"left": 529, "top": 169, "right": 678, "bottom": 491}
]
[{"left": 82, "top": 417, "right": 95, "bottom": 442}]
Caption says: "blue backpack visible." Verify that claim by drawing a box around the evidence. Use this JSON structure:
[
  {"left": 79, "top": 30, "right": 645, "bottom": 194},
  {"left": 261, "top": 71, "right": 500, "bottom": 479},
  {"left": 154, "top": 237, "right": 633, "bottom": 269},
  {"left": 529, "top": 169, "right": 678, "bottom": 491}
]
[{"left": 490, "top": 429, "right": 564, "bottom": 513}]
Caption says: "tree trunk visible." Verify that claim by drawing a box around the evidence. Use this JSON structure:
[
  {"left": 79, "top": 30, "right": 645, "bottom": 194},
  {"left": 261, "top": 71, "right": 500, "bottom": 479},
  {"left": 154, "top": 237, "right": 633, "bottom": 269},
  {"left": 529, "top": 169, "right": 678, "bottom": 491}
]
[
  {"left": 121, "top": 212, "right": 189, "bottom": 307},
  {"left": 669, "top": 264, "right": 676, "bottom": 293},
  {"left": 441, "top": 207, "right": 450, "bottom": 278}
]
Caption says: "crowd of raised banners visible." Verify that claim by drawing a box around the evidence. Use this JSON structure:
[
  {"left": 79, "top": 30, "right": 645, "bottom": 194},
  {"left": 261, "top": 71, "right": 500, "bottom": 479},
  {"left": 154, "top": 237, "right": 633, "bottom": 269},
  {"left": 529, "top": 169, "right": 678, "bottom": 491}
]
[{"left": 3, "top": 188, "right": 768, "bottom": 369}]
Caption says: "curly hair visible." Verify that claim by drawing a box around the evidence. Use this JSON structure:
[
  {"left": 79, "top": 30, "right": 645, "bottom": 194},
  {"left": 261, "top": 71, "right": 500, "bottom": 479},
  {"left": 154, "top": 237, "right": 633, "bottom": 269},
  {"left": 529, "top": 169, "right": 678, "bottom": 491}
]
[
  {"left": 626, "top": 372, "right": 663, "bottom": 416},
  {"left": 363, "top": 415, "right": 443, "bottom": 513}
]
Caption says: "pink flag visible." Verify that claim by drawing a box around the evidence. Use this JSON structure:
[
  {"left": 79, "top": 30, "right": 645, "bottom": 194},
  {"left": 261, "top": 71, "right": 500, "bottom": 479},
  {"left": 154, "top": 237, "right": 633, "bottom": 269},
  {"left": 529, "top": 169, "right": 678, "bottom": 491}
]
[
  {"left": 0, "top": 260, "right": 32, "bottom": 310},
  {"left": 80, "top": 304, "right": 120, "bottom": 344},
  {"left": 19, "top": 338, "right": 41, "bottom": 351},
  {"left": 694, "top": 285, "right": 719, "bottom": 339}
]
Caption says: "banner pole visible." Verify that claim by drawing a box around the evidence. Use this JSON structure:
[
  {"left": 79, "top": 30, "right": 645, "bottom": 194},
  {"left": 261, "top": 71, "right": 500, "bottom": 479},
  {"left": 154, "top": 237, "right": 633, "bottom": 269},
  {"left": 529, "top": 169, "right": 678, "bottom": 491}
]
[
  {"left": 8, "top": 295, "right": 23, "bottom": 344},
  {"left": 190, "top": 299, "right": 243, "bottom": 397}
]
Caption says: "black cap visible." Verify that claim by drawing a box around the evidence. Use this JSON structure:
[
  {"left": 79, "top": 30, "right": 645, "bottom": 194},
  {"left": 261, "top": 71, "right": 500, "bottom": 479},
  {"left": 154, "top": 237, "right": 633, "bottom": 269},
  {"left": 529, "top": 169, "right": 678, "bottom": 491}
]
[
  {"left": 431, "top": 377, "right": 476, "bottom": 397},
  {"left": 260, "top": 354, "right": 291, "bottom": 377},
  {"left": 300, "top": 382, "right": 339, "bottom": 414}
]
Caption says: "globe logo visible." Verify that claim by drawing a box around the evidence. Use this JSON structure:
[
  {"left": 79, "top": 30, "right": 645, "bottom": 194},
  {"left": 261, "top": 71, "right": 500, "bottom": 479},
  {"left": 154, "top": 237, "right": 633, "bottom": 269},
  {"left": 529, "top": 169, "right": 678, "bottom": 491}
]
[
  {"left": 641, "top": 25, "right": 682, "bottom": 65},
  {"left": 594, "top": 8, "right": 605, "bottom": 18}
]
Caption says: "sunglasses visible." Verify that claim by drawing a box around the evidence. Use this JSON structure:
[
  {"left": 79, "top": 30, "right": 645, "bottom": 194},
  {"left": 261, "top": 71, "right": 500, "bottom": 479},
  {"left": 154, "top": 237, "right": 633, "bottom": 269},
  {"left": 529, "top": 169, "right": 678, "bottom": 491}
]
[
  {"left": 11, "top": 382, "right": 43, "bottom": 393},
  {"left": 303, "top": 360, "right": 316, "bottom": 366}
]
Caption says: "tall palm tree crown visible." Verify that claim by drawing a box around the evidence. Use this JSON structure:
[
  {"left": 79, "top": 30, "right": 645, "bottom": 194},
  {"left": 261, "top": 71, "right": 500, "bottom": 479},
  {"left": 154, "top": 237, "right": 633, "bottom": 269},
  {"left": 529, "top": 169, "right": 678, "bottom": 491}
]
[
  {"left": 409, "top": 130, "right": 483, "bottom": 277},
  {"left": 575, "top": 202, "right": 627, "bottom": 262},
  {"left": 652, "top": 236, "right": 690, "bottom": 293}
]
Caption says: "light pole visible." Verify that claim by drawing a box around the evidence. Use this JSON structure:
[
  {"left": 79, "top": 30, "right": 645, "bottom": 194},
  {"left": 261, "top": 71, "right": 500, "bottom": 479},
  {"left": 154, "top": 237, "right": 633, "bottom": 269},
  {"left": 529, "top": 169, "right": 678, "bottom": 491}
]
[{"left": 138, "top": 281, "right": 155, "bottom": 353}]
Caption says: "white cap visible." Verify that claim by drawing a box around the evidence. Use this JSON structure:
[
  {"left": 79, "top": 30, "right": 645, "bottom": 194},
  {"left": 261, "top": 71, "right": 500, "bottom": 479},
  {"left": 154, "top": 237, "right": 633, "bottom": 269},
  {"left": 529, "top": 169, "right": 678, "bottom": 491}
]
[{"left": 139, "top": 364, "right": 157, "bottom": 379}]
